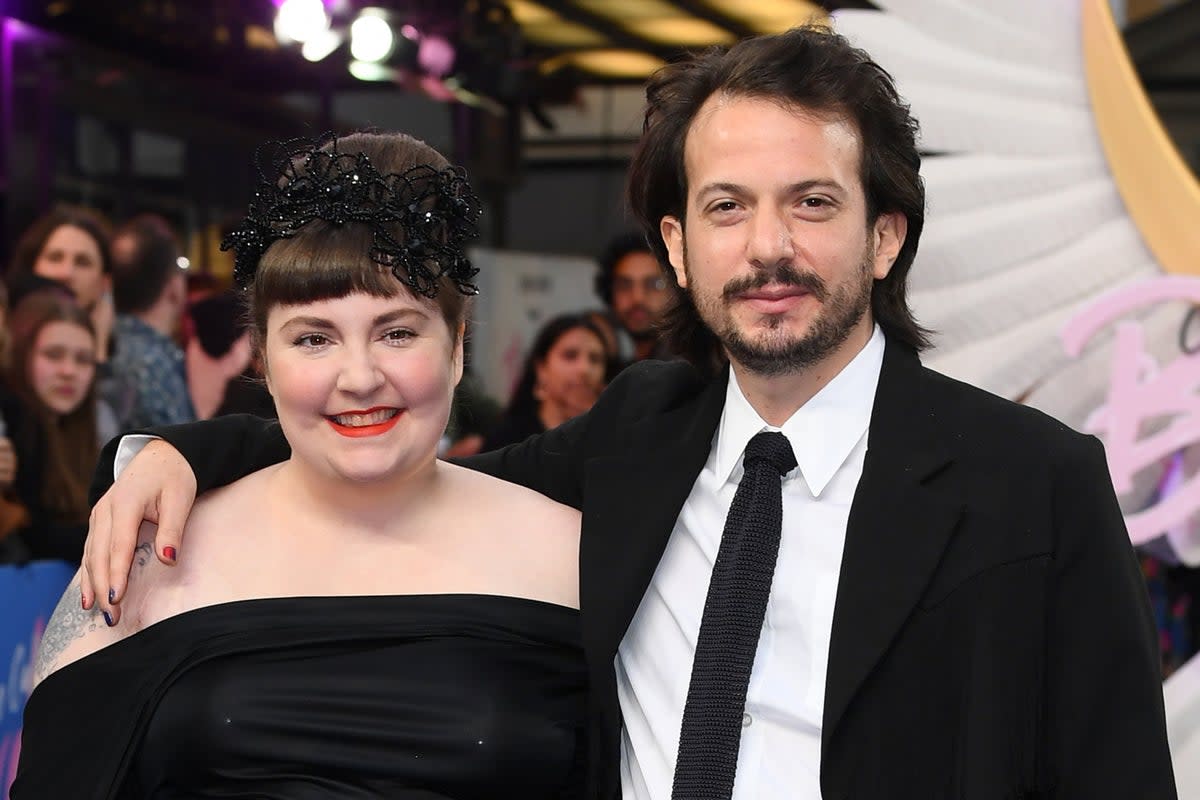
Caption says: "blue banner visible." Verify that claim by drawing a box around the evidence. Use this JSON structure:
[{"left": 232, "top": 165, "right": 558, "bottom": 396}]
[{"left": 0, "top": 560, "right": 75, "bottom": 794}]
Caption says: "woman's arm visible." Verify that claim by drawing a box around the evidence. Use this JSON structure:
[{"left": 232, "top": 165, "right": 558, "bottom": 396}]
[{"left": 33, "top": 568, "right": 124, "bottom": 687}]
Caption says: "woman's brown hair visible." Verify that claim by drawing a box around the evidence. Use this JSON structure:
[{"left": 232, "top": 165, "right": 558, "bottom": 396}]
[
  {"left": 246, "top": 131, "right": 475, "bottom": 358},
  {"left": 7, "top": 289, "right": 98, "bottom": 521},
  {"left": 7, "top": 205, "right": 113, "bottom": 286}
]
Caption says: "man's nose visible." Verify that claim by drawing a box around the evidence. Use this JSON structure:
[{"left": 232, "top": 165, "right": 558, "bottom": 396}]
[{"left": 747, "top": 208, "right": 796, "bottom": 270}]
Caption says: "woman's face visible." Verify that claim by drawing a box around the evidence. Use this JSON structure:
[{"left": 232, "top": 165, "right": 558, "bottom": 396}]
[
  {"left": 34, "top": 224, "right": 108, "bottom": 308},
  {"left": 263, "top": 291, "right": 462, "bottom": 486},
  {"left": 535, "top": 326, "right": 606, "bottom": 414},
  {"left": 30, "top": 320, "right": 97, "bottom": 416}
]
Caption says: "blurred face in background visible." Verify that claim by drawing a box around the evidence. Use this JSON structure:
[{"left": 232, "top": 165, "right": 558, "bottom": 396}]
[
  {"left": 30, "top": 320, "right": 97, "bottom": 416},
  {"left": 34, "top": 224, "right": 108, "bottom": 308},
  {"left": 611, "top": 251, "right": 670, "bottom": 340},
  {"left": 535, "top": 326, "right": 606, "bottom": 420}
]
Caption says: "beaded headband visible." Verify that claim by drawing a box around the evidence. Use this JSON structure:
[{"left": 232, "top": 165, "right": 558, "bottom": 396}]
[{"left": 221, "top": 134, "right": 482, "bottom": 298}]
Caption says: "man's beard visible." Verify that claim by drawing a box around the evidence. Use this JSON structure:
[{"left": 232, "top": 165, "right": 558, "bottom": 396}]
[{"left": 685, "top": 243, "right": 875, "bottom": 377}]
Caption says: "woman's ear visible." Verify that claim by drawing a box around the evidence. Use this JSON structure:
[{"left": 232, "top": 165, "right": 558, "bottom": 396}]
[{"left": 452, "top": 321, "right": 466, "bottom": 387}]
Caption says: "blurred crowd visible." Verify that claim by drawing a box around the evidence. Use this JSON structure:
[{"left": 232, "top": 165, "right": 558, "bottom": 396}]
[{"left": 0, "top": 203, "right": 677, "bottom": 567}]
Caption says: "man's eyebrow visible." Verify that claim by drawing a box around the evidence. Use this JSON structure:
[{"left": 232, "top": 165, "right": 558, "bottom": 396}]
[{"left": 696, "top": 179, "right": 848, "bottom": 198}]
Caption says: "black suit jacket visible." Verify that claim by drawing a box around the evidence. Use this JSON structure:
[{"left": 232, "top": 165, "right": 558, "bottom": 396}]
[{"left": 96, "top": 338, "right": 1176, "bottom": 799}]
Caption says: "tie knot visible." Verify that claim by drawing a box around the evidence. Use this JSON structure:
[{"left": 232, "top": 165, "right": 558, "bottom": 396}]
[{"left": 743, "top": 431, "right": 797, "bottom": 477}]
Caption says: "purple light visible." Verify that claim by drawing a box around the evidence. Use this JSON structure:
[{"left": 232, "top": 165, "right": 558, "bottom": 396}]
[
  {"left": 418, "top": 35, "right": 454, "bottom": 78},
  {"left": 400, "top": 24, "right": 420, "bottom": 41}
]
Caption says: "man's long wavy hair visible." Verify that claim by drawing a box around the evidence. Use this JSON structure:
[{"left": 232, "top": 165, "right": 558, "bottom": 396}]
[{"left": 626, "top": 25, "right": 931, "bottom": 376}]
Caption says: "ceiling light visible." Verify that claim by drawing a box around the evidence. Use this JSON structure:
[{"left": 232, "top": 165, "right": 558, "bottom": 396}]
[
  {"left": 349, "top": 10, "right": 395, "bottom": 63},
  {"left": 349, "top": 60, "right": 397, "bottom": 82},
  {"left": 274, "top": 0, "right": 329, "bottom": 45},
  {"left": 302, "top": 28, "right": 343, "bottom": 62}
]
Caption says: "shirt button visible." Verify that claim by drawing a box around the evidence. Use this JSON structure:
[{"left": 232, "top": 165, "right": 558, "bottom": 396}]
[{"left": 742, "top": 712, "right": 752, "bottom": 728}]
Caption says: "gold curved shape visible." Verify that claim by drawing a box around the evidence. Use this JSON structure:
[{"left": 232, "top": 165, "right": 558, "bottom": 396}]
[{"left": 1084, "top": 0, "right": 1200, "bottom": 276}]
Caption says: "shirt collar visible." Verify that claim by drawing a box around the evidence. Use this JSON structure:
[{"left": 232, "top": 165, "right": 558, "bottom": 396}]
[{"left": 714, "top": 325, "right": 885, "bottom": 497}]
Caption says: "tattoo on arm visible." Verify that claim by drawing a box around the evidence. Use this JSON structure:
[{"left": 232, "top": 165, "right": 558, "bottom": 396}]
[
  {"left": 32, "top": 577, "right": 101, "bottom": 685},
  {"left": 33, "top": 544, "right": 156, "bottom": 685},
  {"left": 134, "top": 541, "right": 152, "bottom": 568}
]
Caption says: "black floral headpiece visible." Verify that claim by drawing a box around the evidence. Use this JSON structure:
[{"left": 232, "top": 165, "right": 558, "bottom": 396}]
[{"left": 221, "top": 133, "right": 482, "bottom": 297}]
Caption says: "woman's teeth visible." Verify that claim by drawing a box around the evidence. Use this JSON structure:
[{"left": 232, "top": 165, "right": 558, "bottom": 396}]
[{"left": 331, "top": 409, "right": 399, "bottom": 427}]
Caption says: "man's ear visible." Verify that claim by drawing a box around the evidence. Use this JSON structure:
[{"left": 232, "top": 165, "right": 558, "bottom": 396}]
[
  {"left": 872, "top": 211, "right": 907, "bottom": 280},
  {"left": 660, "top": 215, "right": 687, "bottom": 288}
]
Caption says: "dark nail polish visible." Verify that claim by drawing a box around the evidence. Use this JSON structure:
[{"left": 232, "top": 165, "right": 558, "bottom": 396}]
[
  {"left": 108, "top": 588, "right": 116, "bottom": 603},
  {"left": 102, "top": 611, "right": 114, "bottom": 627},
  {"left": 163, "top": 546, "right": 177, "bottom": 562}
]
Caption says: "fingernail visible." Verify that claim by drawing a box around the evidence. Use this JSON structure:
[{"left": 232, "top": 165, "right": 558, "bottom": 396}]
[
  {"left": 163, "top": 546, "right": 177, "bottom": 562},
  {"left": 108, "top": 588, "right": 116, "bottom": 603},
  {"left": 102, "top": 611, "right": 114, "bottom": 627},
  {"left": 80, "top": 594, "right": 87, "bottom": 610}
]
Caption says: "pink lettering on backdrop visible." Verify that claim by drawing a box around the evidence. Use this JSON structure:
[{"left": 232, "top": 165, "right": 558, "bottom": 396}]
[{"left": 1061, "top": 276, "right": 1200, "bottom": 545}]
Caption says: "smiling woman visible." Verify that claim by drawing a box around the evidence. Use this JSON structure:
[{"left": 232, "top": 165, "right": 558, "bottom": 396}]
[{"left": 13, "top": 132, "right": 588, "bottom": 799}]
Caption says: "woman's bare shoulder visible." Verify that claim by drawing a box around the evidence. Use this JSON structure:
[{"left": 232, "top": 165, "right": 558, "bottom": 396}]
[{"left": 443, "top": 461, "right": 581, "bottom": 531}]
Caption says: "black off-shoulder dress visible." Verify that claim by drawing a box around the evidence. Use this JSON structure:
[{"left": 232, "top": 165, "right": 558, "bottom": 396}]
[{"left": 14, "top": 594, "right": 587, "bottom": 799}]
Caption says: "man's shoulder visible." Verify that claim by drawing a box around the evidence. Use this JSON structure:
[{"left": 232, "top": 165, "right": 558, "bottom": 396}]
[
  {"left": 598, "top": 358, "right": 713, "bottom": 414},
  {"left": 916, "top": 362, "right": 1090, "bottom": 454}
]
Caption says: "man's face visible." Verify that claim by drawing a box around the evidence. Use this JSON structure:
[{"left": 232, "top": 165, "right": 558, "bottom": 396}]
[
  {"left": 610, "top": 251, "right": 670, "bottom": 341},
  {"left": 660, "top": 94, "right": 905, "bottom": 377}
]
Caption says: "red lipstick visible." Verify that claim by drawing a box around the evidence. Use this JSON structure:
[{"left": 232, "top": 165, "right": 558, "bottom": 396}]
[{"left": 326, "top": 406, "right": 402, "bottom": 438}]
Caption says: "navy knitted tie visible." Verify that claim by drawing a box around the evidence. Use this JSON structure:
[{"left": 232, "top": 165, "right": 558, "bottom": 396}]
[{"left": 671, "top": 430, "right": 797, "bottom": 800}]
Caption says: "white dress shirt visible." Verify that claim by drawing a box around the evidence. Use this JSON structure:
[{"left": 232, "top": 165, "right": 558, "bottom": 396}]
[{"left": 617, "top": 325, "right": 885, "bottom": 800}]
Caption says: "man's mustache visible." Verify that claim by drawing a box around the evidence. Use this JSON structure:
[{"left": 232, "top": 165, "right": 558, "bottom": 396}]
[{"left": 722, "top": 263, "right": 828, "bottom": 301}]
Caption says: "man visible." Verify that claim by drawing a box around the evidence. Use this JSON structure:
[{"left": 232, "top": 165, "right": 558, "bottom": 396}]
[
  {"left": 105, "top": 214, "right": 196, "bottom": 429},
  {"left": 595, "top": 232, "right": 672, "bottom": 364},
  {"left": 81, "top": 27, "right": 1174, "bottom": 800}
]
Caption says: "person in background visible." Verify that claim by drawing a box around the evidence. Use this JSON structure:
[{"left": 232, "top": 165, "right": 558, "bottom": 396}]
[
  {"left": 106, "top": 214, "right": 196, "bottom": 429},
  {"left": 184, "top": 289, "right": 264, "bottom": 419},
  {"left": 582, "top": 309, "right": 623, "bottom": 382},
  {"left": 0, "top": 281, "right": 28, "bottom": 562},
  {"left": 480, "top": 312, "right": 607, "bottom": 451},
  {"left": 3, "top": 290, "right": 98, "bottom": 564},
  {"left": 595, "top": 231, "right": 672, "bottom": 366},
  {"left": 6, "top": 205, "right": 115, "bottom": 364}
]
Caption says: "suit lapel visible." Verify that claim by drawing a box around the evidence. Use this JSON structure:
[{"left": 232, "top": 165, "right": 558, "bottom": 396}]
[
  {"left": 579, "top": 368, "right": 728, "bottom": 659},
  {"left": 822, "top": 341, "right": 964, "bottom": 746}
]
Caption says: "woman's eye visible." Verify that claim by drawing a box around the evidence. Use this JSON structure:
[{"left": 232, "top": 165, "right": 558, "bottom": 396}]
[
  {"left": 296, "top": 333, "right": 329, "bottom": 348},
  {"left": 383, "top": 329, "right": 415, "bottom": 342}
]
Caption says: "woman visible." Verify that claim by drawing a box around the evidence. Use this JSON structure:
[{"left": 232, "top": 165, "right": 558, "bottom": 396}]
[
  {"left": 1, "top": 289, "right": 99, "bottom": 564},
  {"left": 481, "top": 313, "right": 607, "bottom": 451},
  {"left": 6, "top": 205, "right": 115, "bottom": 362},
  {"left": 15, "top": 133, "right": 586, "bottom": 798}
]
